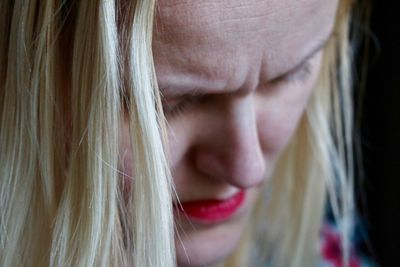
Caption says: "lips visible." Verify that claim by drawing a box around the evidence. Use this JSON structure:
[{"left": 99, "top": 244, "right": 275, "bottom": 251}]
[{"left": 174, "top": 191, "right": 246, "bottom": 223}]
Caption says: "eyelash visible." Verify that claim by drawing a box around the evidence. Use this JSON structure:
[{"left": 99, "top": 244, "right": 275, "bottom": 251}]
[
  {"left": 286, "top": 60, "right": 313, "bottom": 83},
  {"left": 162, "top": 94, "right": 204, "bottom": 118},
  {"left": 271, "top": 59, "right": 313, "bottom": 86}
]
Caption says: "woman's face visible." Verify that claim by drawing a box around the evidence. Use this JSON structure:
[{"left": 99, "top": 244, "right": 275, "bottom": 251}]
[{"left": 124, "top": 0, "right": 338, "bottom": 266}]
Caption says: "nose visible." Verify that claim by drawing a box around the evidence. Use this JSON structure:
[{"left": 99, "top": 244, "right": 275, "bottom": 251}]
[{"left": 194, "top": 96, "right": 266, "bottom": 189}]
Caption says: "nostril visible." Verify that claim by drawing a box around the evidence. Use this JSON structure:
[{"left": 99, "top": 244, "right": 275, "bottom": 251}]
[
  {"left": 194, "top": 146, "right": 266, "bottom": 189},
  {"left": 194, "top": 150, "right": 225, "bottom": 179}
]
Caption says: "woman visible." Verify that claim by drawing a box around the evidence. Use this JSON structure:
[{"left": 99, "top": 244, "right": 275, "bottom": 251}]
[{"left": 0, "top": 0, "right": 360, "bottom": 266}]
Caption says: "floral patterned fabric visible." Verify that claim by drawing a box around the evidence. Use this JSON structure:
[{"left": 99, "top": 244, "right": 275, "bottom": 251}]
[{"left": 318, "top": 222, "right": 377, "bottom": 267}]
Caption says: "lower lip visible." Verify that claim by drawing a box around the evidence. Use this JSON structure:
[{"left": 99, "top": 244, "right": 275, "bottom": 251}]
[{"left": 174, "top": 191, "right": 246, "bottom": 223}]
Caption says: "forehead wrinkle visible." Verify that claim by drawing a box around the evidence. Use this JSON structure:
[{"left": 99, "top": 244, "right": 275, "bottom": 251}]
[
  {"left": 154, "top": 0, "right": 338, "bottom": 94},
  {"left": 155, "top": 0, "right": 328, "bottom": 45},
  {"left": 163, "top": 49, "right": 251, "bottom": 94},
  {"left": 157, "top": 1, "right": 276, "bottom": 35}
]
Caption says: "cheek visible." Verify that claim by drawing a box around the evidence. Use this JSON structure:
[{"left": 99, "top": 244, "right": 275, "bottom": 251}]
[
  {"left": 257, "top": 85, "right": 315, "bottom": 157},
  {"left": 166, "top": 117, "right": 195, "bottom": 167},
  {"left": 258, "top": 54, "right": 322, "bottom": 156},
  {"left": 257, "top": 99, "right": 306, "bottom": 156}
]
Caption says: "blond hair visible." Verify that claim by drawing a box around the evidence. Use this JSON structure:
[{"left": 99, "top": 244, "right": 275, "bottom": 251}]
[
  {"left": 1, "top": 0, "right": 174, "bottom": 266},
  {"left": 0, "top": 0, "right": 358, "bottom": 266}
]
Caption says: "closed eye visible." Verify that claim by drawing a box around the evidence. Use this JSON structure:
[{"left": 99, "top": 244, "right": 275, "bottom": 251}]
[
  {"left": 270, "top": 58, "right": 313, "bottom": 86},
  {"left": 162, "top": 94, "right": 205, "bottom": 118}
]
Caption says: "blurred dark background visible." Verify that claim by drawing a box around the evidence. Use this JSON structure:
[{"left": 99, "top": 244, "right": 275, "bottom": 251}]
[{"left": 358, "top": 0, "right": 400, "bottom": 266}]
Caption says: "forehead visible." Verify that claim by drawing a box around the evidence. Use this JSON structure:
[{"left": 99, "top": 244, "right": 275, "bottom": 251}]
[{"left": 153, "top": 0, "right": 338, "bottom": 92}]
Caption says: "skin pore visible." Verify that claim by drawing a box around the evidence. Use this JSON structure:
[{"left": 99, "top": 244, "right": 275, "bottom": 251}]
[{"left": 122, "top": 0, "right": 339, "bottom": 266}]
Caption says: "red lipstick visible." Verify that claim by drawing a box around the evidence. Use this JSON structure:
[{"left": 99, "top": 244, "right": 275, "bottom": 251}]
[{"left": 175, "top": 191, "right": 245, "bottom": 223}]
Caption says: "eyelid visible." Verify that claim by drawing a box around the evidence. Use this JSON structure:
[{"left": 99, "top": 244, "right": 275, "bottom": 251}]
[
  {"left": 269, "top": 56, "right": 314, "bottom": 86},
  {"left": 284, "top": 59, "right": 313, "bottom": 82},
  {"left": 162, "top": 93, "right": 205, "bottom": 118}
]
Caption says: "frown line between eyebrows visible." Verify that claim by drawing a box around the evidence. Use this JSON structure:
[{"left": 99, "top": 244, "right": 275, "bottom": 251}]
[{"left": 159, "top": 31, "right": 333, "bottom": 98}]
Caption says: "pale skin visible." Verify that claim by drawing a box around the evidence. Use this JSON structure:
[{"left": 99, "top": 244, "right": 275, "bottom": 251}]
[{"left": 124, "top": 0, "right": 339, "bottom": 266}]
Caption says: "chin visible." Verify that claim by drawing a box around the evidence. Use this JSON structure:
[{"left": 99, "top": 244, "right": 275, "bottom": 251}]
[{"left": 175, "top": 215, "right": 247, "bottom": 267}]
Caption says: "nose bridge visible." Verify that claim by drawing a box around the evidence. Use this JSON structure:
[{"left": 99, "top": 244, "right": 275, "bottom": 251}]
[
  {"left": 196, "top": 96, "right": 266, "bottom": 189},
  {"left": 225, "top": 97, "right": 259, "bottom": 158}
]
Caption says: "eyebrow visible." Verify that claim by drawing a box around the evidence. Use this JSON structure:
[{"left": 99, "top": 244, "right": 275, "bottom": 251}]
[
  {"left": 160, "top": 32, "right": 333, "bottom": 96},
  {"left": 270, "top": 33, "right": 333, "bottom": 83}
]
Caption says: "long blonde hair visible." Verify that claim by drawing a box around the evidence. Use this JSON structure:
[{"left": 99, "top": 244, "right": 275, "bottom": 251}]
[
  {"left": 1, "top": 0, "right": 174, "bottom": 266},
  {"left": 0, "top": 0, "right": 358, "bottom": 266}
]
